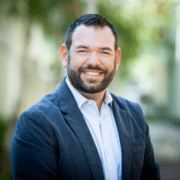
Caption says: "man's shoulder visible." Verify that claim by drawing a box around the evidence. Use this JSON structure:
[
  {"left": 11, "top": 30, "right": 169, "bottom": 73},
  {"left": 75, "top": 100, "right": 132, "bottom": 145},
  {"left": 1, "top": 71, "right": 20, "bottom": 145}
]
[
  {"left": 20, "top": 79, "right": 69, "bottom": 124},
  {"left": 111, "top": 93, "right": 141, "bottom": 112},
  {"left": 13, "top": 91, "right": 62, "bottom": 151},
  {"left": 24, "top": 79, "right": 68, "bottom": 116},
  {"left": 111, "top": 93, "right": 146, "bottom": 123},
  {"left": 19, "top": 79, "right": 72, "bottom": 126}
]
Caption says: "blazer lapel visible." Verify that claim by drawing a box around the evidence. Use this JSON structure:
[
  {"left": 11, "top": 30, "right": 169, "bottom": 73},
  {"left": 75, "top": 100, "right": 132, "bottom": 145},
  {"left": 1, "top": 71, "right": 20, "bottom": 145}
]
[
  {"left": 55, "top": 79, "right": 104, "bottom": 180},
  {"left": 112, "top": 97, "right": 132, "bottom": 180}
]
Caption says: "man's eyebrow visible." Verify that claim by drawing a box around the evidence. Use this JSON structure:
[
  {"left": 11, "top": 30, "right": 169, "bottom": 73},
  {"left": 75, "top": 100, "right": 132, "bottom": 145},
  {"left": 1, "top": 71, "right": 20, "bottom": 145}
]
[
  {"left": 76, "top": 45, "right": 88, "bottom": 49},
  {"left": 100, "top": 47, "right": 113, "bottom": 51}
]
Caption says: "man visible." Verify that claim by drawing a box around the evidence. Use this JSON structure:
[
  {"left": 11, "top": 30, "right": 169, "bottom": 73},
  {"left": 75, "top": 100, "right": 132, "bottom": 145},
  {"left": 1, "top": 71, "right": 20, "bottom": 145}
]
[{"left": 10, "top": 14, "right": 160, "bottom": 180}]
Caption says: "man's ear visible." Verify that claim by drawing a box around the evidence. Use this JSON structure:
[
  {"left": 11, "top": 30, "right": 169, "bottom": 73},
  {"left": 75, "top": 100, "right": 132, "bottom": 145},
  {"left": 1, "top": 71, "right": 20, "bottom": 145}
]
[
  {"left": 60, "top": 44, "right": 68, "bottom": 68},
  {"left": 115, "top": 47, "right": 121, "bottom": 71}
]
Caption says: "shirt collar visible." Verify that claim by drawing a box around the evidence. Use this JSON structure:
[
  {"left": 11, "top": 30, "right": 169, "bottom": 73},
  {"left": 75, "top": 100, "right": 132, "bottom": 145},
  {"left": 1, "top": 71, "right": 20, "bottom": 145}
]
[
  {"left": 65, "top": 77, "right": 113, "bottom": 109},
  {"left": 104, "top": 89, "right": 113, "bottom": 107}
]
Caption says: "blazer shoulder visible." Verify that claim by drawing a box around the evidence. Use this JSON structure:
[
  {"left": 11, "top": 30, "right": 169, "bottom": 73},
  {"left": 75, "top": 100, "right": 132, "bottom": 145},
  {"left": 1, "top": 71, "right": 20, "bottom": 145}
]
[
  {"left": 111, "top": 94, "right": 147, "bottom": 131},
  {"left": 112, "top": 94, "right": 143, "bottom": 115},
  {"left": 14, "top": 87, "right": 68, "bottom": 147},
  {"left": 18, "top": 79, "right": 72, "bottom": 128},
  {"left": 19, "top": 89, "right": 63, "bottom": 129}
]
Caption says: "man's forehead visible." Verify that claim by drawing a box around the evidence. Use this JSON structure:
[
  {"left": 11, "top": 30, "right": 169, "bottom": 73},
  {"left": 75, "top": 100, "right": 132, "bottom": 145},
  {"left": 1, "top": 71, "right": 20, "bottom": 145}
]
[{"left": 71, "top": 25, "right": 115, "bottom": 47}]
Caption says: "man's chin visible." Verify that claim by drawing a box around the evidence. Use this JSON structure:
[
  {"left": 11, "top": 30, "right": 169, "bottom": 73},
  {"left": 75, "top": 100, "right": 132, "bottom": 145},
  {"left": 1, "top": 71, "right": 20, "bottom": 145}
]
[{"left": 78, "top": 83, "right": 106, "bottom": 94}]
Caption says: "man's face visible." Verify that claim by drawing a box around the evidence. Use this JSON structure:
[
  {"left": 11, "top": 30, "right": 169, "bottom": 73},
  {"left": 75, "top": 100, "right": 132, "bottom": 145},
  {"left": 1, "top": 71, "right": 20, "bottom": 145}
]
[{"left": 63, "top": 25, "right": 121, "bottom": 94}]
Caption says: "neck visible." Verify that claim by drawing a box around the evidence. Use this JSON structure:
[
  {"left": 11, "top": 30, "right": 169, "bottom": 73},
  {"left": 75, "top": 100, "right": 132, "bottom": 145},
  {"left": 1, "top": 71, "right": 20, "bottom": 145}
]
[{"left": 78, "top": 90, "right": 106, "bottom": 111}]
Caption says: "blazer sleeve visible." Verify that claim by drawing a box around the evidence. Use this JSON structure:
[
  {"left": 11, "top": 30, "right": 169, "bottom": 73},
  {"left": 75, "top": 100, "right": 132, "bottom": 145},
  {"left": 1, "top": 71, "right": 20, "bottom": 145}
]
[
  {"left": 134, "top": 103, "right": 161, "bottom": 180},
  {"left": 10, "top": 110, "right": 59, "bottom": 180},
  {"left": 127, "top": 101, "right": 161, "bottom": 179},
  {"left": 140, "top": 122, "right": 161, "bottom": 180}
]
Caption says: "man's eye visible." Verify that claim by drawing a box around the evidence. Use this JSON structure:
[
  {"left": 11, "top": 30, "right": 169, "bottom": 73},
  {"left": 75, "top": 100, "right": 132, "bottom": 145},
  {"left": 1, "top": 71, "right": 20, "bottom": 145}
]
[
  {"left": 78, "top": 50, "right": 87, "bottom": 53},
  {"left": 101, "top": 51, "right": 110, "bottom": 55}
]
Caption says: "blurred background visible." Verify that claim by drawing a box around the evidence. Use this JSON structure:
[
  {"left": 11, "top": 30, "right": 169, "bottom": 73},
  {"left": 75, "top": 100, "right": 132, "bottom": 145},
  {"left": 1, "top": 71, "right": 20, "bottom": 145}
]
[{"left": 0, "top": 0, "right": 180, "bottom": 179}]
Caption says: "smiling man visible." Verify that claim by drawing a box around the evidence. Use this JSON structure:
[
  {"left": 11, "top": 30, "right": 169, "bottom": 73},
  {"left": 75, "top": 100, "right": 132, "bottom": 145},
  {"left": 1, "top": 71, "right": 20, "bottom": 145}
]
[
  {"left": 61, "top": 24, "right": 121, "bottom": 110},
  {"left": 11, "top": 14, "right": 160, "bottom": 180}
]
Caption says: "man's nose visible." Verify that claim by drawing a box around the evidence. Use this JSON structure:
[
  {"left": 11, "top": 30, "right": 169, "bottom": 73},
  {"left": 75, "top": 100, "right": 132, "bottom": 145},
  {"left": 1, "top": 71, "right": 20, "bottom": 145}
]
[{"left": 88, "top": 51, "right": 100, "bottom": 65}]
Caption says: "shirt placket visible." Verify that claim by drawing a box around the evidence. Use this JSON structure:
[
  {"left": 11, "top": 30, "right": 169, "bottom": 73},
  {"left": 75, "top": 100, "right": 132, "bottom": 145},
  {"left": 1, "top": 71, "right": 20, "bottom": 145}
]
[{"left": 100, "top": 106, "right": 117, "bottom": 180}]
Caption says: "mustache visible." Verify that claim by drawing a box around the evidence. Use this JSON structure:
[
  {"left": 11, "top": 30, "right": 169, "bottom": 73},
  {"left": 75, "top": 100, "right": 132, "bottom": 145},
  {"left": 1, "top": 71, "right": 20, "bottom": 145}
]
[{"left": 78, "top": 65, "right": 108, "bottom": 73}]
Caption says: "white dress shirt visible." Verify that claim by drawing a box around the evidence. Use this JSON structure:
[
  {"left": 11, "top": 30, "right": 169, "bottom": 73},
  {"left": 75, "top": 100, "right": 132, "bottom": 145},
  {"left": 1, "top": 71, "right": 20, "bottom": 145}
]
[{"left": 66, "top": 77, "right": 122, "bottom": 180}]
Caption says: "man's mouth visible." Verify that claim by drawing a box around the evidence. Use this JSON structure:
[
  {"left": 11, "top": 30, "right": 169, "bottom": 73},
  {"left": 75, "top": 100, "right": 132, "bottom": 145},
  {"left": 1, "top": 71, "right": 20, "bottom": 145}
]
[{"left": 85, "top": 70, "right": 103, "bottom": 76}]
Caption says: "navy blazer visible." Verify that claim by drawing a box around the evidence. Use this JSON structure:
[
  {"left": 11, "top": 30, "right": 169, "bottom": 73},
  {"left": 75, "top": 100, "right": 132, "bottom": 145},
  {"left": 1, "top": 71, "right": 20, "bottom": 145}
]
[{"left": 10, "top": 78, "right": 160, "bottom": 180}]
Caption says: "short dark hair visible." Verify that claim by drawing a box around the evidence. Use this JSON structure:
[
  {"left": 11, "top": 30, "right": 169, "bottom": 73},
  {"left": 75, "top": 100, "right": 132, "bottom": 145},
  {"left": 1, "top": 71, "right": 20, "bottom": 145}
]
[{"left": 65, "top": 14, "right": 118, "bottom": 51}]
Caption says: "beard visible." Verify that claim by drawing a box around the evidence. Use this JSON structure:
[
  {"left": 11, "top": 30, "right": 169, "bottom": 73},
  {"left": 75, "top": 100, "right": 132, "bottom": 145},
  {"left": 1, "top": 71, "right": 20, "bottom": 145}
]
[{"left": 67, "top": 55, "right": 116, "bottom": 94}]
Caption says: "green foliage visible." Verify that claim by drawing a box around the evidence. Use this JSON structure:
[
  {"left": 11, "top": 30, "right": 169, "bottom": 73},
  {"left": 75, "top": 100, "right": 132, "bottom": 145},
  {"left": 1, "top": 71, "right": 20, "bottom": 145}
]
[
  {"left": 0, "top": 117, "right": 12, "bottom": 180},
  {"left": 97, "top": 0, "right": 174, "bottom": 79},
  {"left": 0, "top": 117, "right": 6, "bottom": 152},
  {"left": 98, "top": 2, "right": 140, "bottom": 65},
  {"left": 4, "top": 0, "right": 85, "bottom": 36},
  {"left": 1, "top": 0, "right": 174, "bottom": 79}
]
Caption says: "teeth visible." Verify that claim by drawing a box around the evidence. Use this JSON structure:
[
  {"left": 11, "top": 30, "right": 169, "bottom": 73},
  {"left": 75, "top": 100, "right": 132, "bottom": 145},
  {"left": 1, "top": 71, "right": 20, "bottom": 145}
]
[{"left": 87, "top": 71, "right": 100, "bottom": 76}]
